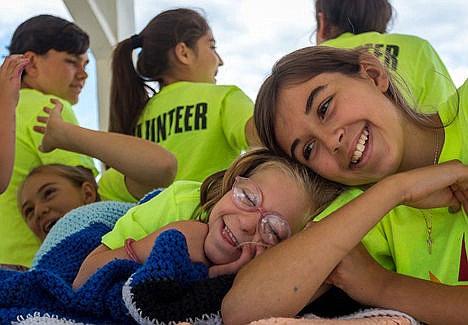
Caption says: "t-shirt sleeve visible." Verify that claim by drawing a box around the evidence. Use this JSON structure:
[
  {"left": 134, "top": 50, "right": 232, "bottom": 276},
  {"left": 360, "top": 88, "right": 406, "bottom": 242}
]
[
  {"left": 98, "top": 168, "right": 138, "bottom": 203},
  {"left": 413, "top": 39, "right": 456, "bottom": 110},
  {"left": 219, "top": 87, "right": 253, "bottom": 150},
  {"left": 101, "top": 182, "right": 200, "bottom": 249},
  {"left": 26, "top": 98, "right": 97, "bottom": 175}
]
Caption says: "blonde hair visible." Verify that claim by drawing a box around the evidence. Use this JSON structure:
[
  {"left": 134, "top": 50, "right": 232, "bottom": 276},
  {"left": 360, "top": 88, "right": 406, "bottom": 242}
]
[{"left": 195, "top": 147, "right": 344, "bottom": 223}]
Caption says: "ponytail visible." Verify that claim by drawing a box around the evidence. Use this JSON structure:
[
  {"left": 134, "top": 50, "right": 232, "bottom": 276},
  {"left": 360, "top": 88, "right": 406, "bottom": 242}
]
[{"left": 109, "top": 37, "right": 150, "bottom": 135}]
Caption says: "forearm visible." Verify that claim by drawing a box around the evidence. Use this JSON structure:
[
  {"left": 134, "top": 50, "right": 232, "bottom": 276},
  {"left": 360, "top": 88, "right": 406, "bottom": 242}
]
[
  {"left": 0, "top": 110, "right": 15, "bottom": 193},
  {"left": 222, "top": 177, "right": 404, "bottom": 324},
  {"left": 54, "top": 124, "right": 177, "bottom": 187},
  {"left": 369, "top": 269, "right": 468, "bottom": 325}
]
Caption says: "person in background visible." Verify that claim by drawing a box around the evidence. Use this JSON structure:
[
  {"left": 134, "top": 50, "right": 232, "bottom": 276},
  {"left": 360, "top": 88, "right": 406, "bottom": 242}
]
[
  {"left": 0, "top": 14, "right": 97, "bottom": 269},
  {"left": 102, "top": 8, "right": 260, "bottom": 198},
  {"left": 18, "top": 163, "right": 100, "bottom": 242},
  {"left": 315, "top": 0, "right": 455, "bottom": 111}
]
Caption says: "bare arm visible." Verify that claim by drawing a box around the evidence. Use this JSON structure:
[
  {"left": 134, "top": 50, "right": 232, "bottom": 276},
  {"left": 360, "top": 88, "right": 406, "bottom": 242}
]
[
  {"left": 34, "top": 99, "right": 177, "bottom": 198},
  {"left": 73, "top": 220, "right": 209, "bottom": 290},
  {"left": 0, "top": 55, "right": 29, "bottom": 193},
  {"left": 221, "top": 160, "right": 468, "bottom": 324},
  {"left": 329, "top": 244, "right": 468, "bottom": 325}
]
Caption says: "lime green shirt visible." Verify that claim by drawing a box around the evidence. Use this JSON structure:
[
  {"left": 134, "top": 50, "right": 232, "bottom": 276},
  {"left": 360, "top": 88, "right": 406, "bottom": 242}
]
[
  {"left": 97, "top": 167, "right": 138, "bottom": 203},
  {"left": 323, "top": 32, "right": 455, "bottom": 111},
  {"left": 316, "top": 81, "right": 468, "bottom": 285},
  {"left": 101, "top": 180, "right": 202, "bottom": 249},
  {"left": 136, "top": 81, "right": 252, "bottom": 182},
  {"left": 0, "top": 89, "right": 97, "bottom": 267}
]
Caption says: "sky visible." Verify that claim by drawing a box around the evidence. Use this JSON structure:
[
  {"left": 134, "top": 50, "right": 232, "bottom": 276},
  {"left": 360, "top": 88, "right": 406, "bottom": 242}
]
[{"left": 0, "top": 0, "right": 467, "bottom": 131}]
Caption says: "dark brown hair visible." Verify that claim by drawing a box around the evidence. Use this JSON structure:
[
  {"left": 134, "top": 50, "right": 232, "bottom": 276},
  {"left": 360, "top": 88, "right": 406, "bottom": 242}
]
[
  {"left": 9, "top": 14, "right": 89, "bottom": 56},
  {"left": 315, "top": 0, "right": 393, "bottom": 38},
  {"left": 254, "top": 46, "right": 435, "bottom": 158}
]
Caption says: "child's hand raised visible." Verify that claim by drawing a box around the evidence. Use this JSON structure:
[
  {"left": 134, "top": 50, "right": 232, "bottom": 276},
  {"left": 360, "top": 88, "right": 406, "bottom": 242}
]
[
  {"left": 33, "top": 98, "right": 68, "bottom": 153},
  {"left": 0, "top": 54, "right": 29, "bottom": 112}
]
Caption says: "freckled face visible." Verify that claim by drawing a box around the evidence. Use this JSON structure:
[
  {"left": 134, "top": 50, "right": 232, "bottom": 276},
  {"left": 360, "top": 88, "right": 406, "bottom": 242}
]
[
  {"left": 20, "top": 173, "right": 88, "bottom": 241},
  {"left": 204, "top": 168, "right": 312, "bottom": 265},
  {"left": 275, "top": 72, "right": 404, "bottom": 186}
]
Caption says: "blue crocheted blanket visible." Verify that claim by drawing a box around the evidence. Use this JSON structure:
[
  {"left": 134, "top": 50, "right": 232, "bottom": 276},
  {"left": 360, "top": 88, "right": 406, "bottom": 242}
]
[{"left": 0, "top": 200, "right": 234, "bottom": 324}]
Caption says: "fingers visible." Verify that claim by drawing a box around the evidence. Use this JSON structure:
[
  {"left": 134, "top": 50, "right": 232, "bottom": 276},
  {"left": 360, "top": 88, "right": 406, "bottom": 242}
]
[
  {"left": 0, "top": 55, "right": 29, "bottom": 80},
  {"left": 208, "top": 245, "right": 253, "bottom": 278},
  {"left": 32, "top": 125, "right": 46, "bottom": 134}
]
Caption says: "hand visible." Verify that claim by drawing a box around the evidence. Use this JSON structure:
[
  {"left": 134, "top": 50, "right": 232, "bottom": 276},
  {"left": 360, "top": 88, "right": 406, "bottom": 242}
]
[
  {"left": 33, "top": 98, "right": 68, "bottom": 152},
  {"left": 208, "top": 245, "right": 254, "bottom": 278},
  {"left": 0, "top": 54, "right": 29, "bottom": 112},
  {"left": 393, "top": 160, "right": 468, "bottom": 212},
  {"left": 326, "top": 243, "right": 386, "bottom": 306}
]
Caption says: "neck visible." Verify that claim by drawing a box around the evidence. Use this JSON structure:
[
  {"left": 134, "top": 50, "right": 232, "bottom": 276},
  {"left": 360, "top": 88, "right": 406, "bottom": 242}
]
[{"left": 399, "top": 115, "right": 443, "bottom": 172}]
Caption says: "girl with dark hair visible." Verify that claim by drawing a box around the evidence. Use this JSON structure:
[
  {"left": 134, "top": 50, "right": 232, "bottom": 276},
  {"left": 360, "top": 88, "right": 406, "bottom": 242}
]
[
  {"left": 222, "top": 46, "right": 468, "bottom": 324},
  {"left": 101, "top": 8, "right": 259, "bottom": 195}
]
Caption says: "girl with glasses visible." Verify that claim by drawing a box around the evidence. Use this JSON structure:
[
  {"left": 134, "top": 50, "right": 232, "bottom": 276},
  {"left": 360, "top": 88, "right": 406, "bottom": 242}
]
[{"left": 73, "top": 148, "right": 344, "bottom": 289}]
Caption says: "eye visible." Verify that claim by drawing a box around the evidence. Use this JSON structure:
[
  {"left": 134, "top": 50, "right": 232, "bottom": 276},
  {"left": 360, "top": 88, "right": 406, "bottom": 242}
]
[
  {"left": 303, "top": 140, "right": 316, "bottom": 160},
  {"left": 22, "top": 206, "right": 34, "bottom": 220},
  {"left": 43, "top": 187, "right": 57, "bottom": 200},
  {"left": 240, "top": 188, "right": 257, "bottom": 207},
  {"left": 317, "top": 97, "right": 331, "bottom": 119},
  {"left": 259, "top": 220, "right": 281, "bottom": 246}
]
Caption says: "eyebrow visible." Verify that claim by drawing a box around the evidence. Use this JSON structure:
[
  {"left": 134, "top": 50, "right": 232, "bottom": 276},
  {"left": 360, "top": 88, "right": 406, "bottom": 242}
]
[
  {"left": 305, "top": 85, "right": 326, "bottom": 114},
  {"left": 21, "top": 182, "right": 55, "bottom": 210},
  {"left": 289, "top": 84, "right": 327, "bottom": 160}
]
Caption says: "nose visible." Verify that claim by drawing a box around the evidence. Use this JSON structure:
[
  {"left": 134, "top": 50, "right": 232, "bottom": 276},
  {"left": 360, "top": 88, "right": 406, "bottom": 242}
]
[
  {"left": 34, "top": 202, "right": 49, "bottom": 219},
  {"left": 322, "top": 127, "right": 344, "bottom": 153},
  {"left": 77, "top": 65, "right": 88, "bottom": 80},
  {"left": 238, "top": 212, "right": 259, "bottom": 236},
  {"left": 216, "top": 52, "right": 224, "bottom": 67}
]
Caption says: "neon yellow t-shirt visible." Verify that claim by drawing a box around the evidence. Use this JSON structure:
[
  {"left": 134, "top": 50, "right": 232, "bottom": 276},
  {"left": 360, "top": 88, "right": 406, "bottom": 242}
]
[
  {"left": 0, "top": 89, "right": 97, "bottom": 267},
  {"left": 135, "top": 81, "right": 252, "bottom": 182},
  {"left": 101, "top": 180, "right": 202, "bottom": 249},
  {"left": 316, "top": 81, "right": 468, "bottom": 285},
  {"left": 98, "top": 167, "right": 138, "bottom": 203},
  {"left": 322, "top": 32, "right": 455, "bottom": 111}
]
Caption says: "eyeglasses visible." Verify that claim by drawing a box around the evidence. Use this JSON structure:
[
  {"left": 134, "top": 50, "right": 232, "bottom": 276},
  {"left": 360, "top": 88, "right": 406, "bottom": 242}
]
[{"left": 231, "top": 176, "right": 292, "bottom": 247}]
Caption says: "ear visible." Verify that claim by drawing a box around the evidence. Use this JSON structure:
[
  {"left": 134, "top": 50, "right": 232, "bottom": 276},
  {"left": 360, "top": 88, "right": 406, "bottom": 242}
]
[
  {"left": 23, "top": 51, "right": 40, "bottom": 78},
  {"left": 81, "top": 181, "right": 98, "bottom": 204},
  {"left": 173, "top": 42, "right": 192, "bottom": 65},
  {"left": 316, "top": 12, "right": 330, "bottom": 44},
  {"left": 358, "top": 53, "right": 390, "bottom": 93}
]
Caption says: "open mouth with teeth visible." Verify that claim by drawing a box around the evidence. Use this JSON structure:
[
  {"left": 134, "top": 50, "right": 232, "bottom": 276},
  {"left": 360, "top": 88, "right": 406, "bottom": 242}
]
[
  {"left": 222, "top": 224, "right": 240, "bottom": 248},
  {"left": 351, "top": 128, "right": 369, "bottom": 165}
]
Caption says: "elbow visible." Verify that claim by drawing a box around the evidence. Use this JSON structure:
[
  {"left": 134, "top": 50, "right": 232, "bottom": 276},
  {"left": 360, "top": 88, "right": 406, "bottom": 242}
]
[
  {"left": 221, "top": 289, "right": 248, "bottom": 325},
  {"left": 160, "top": 155, "right": 177, "bottom": 187}
]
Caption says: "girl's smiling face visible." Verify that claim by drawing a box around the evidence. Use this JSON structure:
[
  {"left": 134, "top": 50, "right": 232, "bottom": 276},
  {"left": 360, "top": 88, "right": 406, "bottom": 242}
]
[
  {"left": 20, "top": 172, "right": 95, "bottom": 241},
  {"left": 274, "top": 70, "right": 405, "bottom": 186},
  {"left": 204, "top": 167, "right": 312, "bottom": 265}
]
